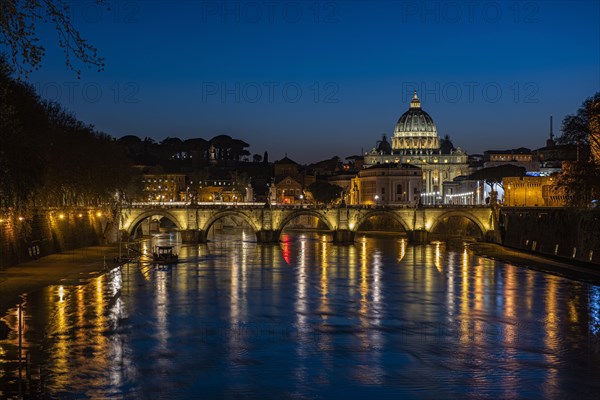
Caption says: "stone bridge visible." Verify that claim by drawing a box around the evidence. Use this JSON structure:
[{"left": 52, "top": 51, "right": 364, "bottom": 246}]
[{"left": 119, "top": 204, "right": 499, "bottom": 244}]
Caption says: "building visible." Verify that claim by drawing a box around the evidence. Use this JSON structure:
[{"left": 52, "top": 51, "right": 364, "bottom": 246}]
[
  {"left": 363, "top": 91, "right": 470, "bottom": 203},
  {"left": 194, "top": 179, "right": 251, "bottom": 203},
  {"left": 348, "top": 163, "right": 422, "bottom": 206},
  {"left": 443, "top": 176, "right": 489, "bottom": 205},
  {"left": 142, "top": 173, "right": 187, "bottom": 202},
  {"left": 274, "top": 155, "right": 300, "bottom": 179},
  {"left": 273, "top": 176, "right": 304, "bottom": 204},
  {"left": 503, "top": 176, "right": 566, "bottom": 207},
  {"left": 483, "top": 148, "right": 539, "bottom": 171},
  {"left": 533, "top": 119, "right": 581, "bottom": 175},
  {"left": 271, "top": 155, "right": 316, "bottom": 204}
]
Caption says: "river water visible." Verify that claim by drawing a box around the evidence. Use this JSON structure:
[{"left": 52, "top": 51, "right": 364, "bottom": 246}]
[{"left": 1, "top": 231, "right": 600, "bottom": 399}]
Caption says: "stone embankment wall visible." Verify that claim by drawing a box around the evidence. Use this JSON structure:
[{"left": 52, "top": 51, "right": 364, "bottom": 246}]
[
  {"left": 501, "top": 208, "right": 600, "bottom": 265},
  {"left": 0, "top": 209, "right": 108, "bottom": 269}
]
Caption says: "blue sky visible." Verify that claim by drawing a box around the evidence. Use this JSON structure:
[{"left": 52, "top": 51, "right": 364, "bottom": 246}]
[{"left": 24, "top": 0, "right": 600, "bottom": 163}]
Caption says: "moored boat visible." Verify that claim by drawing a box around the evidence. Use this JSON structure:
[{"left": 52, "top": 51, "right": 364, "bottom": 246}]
[{"left": 152, "top": 245, "right": 178, "bottom": 264}]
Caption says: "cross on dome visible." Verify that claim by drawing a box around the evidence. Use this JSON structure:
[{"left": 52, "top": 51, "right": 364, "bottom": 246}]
[{"left": 410, "top": 90, "right": 421, "bottom": 109}]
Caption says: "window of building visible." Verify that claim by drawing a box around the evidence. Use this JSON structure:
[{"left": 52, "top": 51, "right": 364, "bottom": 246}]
[{"left": 396, "top": 184, "right": 402, "bottom": 194}]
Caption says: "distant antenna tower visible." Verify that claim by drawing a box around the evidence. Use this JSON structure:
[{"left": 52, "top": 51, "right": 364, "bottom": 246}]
[{"left": 550, "top": 115, "right": 554, "bottom": 140}]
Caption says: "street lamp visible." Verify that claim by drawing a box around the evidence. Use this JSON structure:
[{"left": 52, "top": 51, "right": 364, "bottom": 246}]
[{"left": 374, "top": 194, "right": 379, "bottom": 206}]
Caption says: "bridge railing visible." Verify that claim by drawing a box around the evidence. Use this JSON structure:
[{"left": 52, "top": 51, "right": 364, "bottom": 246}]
[{"left": 125, "top": 201, "right": 491, "bottom": 210}]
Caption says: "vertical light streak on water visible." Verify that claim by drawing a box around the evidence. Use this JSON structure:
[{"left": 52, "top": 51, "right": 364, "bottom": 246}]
[
  {"left": 590, "top": 286, "right": 600, "bottom": 336},
  {"left": 155, "top": 268, "right": 169, "bottom": 375},
  {"left": 75, "top": 286, "right": 86, "bottom": 351},
  {"left": 230, "top": 247, "right": 239, "bottom": 327},
  {"left": 367, "top": 248, "right": 383, "bottom": 385},
  {"left": 434, "top": 242, "right": 442, "bottom": 272},
  {"left": 459, "top": 247, "right": 470, "bottom": 343},
  {"left": 294, "top": 235, "right": 308, "bottom": 385},
  {"left": 94, "top": 275, "right": 109, "bottom": 388},
  {"left": 319, "top": 237, "right": 329, "bottom": 316},
  {"left": 359, "top": 237, "right": 368, "bottom": 319},
  {"left": 525, "top": 271, "right": 535, "bottom": 313},
  {"left": 398, "top": 238, "right": 406, "bottom": 262},
  {"left": 543, "top": 276, "right": 560, "bottom": 398},
  {"left": 107, "top": 269, "right": 126, "bottom": 390},
  {"left": 348, "top": 243, "right": 357, "bottom": 299},
  {"left": 502, "top": 264, "right": 518, "bottom": 397},
  {"left": 51, "top": 285, "right": 68, "bottom": 389},
  {"left": 355, "top": 236, "right": 368, "bottom": 385},
  {"left": 447, "top": 245, "right": 455, "bottom": 321}
]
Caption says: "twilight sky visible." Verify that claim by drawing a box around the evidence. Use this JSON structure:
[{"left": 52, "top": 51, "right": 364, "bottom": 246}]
[{"left": 25, "top": 0, "right": 600, "bottom": 163}]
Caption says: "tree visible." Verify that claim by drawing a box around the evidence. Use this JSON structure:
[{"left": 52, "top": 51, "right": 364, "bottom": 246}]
[
  {"left": 557, "top": 92, "right": 600, "bottom": 154},
  {"left": 557, "top": 161, "right": 600, "bottom": 207},
  {"left": 253, "top": 154, "right": 262, "bottom": 163},
  {"left": 0, "top": 58, "right": 137, "bottom": 214},
  {"left": 0, "top": 0, "right": 106, "bottom": 76},
  {"left": 556, "top": 92, "right": 600, "bottom": 206},
  {"left": 0, "top": 60, "right": 47, "bottom": 212},
  {"left": 307, "top": 181, "right": 343, "bottom": 204},
  {"left": 469, "top": 164, "right": 526, "bottom": 192}
]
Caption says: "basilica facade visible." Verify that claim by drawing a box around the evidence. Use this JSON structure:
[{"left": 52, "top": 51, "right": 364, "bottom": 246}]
[{"left": 363, "top": 91, "right": 470, "bottom": 203}]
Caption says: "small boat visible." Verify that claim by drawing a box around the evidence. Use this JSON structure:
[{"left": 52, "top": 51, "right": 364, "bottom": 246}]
[{"left": 152, "top": 245, "right": 179, "bottom": 264}]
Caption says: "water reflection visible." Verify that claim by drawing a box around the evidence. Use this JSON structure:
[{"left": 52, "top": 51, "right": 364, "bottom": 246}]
[{"left": 1, "top": 232, "right": 600, "bottom": 398}]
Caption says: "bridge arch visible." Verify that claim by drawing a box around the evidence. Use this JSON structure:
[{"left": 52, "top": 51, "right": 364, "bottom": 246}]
[
  {"left": 126, "top": 209, "right": 184, "bottom": 237},
  {"left": 277, "top": 209, "right": 335, "bottom": 232},
  {"left": 353, "top": 210, "right": 410, "bottom": 233},
  {"left": 201, "top": 209, "right": 260, "bottom": 233},
  {"left": 429, "top": 210, "right": 486, "bottom": 238}
]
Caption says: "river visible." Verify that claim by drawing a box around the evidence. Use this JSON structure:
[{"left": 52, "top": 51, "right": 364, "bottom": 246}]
[{"left": 1, "top": 231, "right": 599, "bottom": 399}]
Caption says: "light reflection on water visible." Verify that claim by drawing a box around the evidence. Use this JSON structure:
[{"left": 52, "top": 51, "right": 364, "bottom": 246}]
[{"left": 1, "top": 230, "right": 600, "bottom": 399}]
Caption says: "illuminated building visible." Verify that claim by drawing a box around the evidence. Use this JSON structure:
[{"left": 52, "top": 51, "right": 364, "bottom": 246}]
[
  {"left": 363, "top": 91, "right": 469, "bottom": 203},
  {"left": 503, "top": 176, "right": 566, "bottom": 207},
  {"left": 442, "top": 177, "right": 489, "bottom": 205},
  {"left": 484, "top": 148, "right": 539, "bottom": 171},
  {"left": 274, "top": 176, "right": 303, "bottom": 204},
  {"left": 194, "top": 179, "right": 251, "bottom": 202},
  {"left": 347, "top": 163, "right": 423, "bottom": 205},
  {"left": 142, "top": 174, "right": 187, "bottom": 202}
]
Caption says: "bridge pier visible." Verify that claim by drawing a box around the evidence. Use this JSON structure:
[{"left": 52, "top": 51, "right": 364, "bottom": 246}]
[
  {"left": 408, "top": 229, "right": 429, "bottom": 244},
  {"left": 256, "top": 230, "right": 279, "bottom": 243},
  {"left": 333, "top": 229, "right": 355, "bottom": 244},
  {"left": 181, "top": 229, "right": 206, "bottom": 243}
]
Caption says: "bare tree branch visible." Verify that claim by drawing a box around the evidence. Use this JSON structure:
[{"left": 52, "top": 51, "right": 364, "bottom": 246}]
[{"left": 0, "top": 0, "right": 106, "bottom": 77}]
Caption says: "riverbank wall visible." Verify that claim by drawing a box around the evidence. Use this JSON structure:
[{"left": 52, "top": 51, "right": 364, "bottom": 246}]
[
  {"left": 0, "top": 208, "right": 110, "bottom": 269},
  {"left": 501, "top": 207, "right": 600, "bottom": 265}
]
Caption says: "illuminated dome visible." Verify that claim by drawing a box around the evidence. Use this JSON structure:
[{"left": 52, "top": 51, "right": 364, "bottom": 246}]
[{"left": 392, "top": 91, "right": 440, "bottom": 151}]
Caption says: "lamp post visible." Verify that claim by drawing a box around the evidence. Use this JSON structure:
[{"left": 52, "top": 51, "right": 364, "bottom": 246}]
[{"left": 374, "top": 194, "right": 379, "bottom": 206}]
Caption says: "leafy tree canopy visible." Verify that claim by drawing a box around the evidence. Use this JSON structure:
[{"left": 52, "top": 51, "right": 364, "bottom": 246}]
[
  {"left": 307, "top": 181, "right": 343, "bottom": 204},
  {"left": 469, "top": 164, "right": 526, "bottom": 190}
]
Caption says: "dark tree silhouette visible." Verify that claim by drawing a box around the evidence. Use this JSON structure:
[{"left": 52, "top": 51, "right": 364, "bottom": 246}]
[
  {"left": 0, "top": 59, "right": 138, "bottom": 216},
  {"left": 557, "top": 92, "right": 600, "bottom": 152},
  {"left": 0, "top": 0, "right": 106, "bottom": 76},
  {"left": 556, "top": 92, "right": 600, "bottom": 206},
  {"left": 469, "top": 164, "right": 526, "bottom": 191},
  {"left": 307, "top": 181, "right": 343, "bottom": 204}
]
